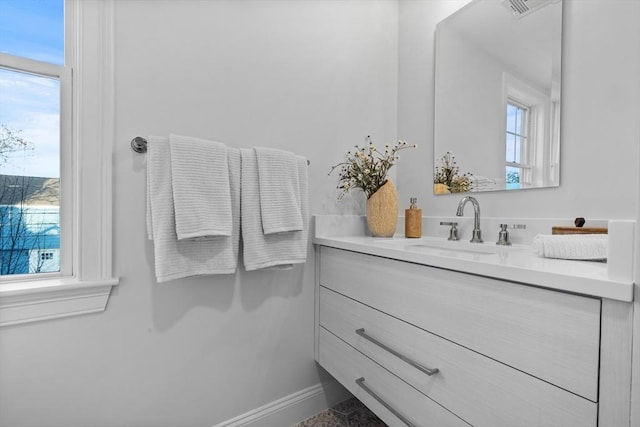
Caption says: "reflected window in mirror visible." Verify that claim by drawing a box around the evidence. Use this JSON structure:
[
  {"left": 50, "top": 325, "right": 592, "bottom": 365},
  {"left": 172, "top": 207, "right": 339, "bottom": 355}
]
[
  {"left": 506, "top": 101, "right": 529, "bottom": 190},
  {"left": 503, "top": 71, "right": 558, "bottom": 190}
]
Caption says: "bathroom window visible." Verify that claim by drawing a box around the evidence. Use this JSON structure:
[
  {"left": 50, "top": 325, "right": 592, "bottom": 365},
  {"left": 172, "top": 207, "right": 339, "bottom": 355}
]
[
  {"left": 0, "top": 0, "right": 117, "bottom": 326},
  {"left": 505, "top": 100, "right": 531, "bottom": 190},
  {"left": 0, "top": 0, "right": 68, "bottom": 277}
]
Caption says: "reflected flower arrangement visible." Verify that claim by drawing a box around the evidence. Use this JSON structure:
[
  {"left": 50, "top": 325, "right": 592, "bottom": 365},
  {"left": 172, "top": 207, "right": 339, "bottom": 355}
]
[{"left": 434, "top": 152, "right": 472, "bottom": 194}]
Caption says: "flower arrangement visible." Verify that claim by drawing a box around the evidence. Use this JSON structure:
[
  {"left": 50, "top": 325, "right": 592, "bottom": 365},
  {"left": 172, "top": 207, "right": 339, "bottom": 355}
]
[
  {"left": 433, "top": 152, "right": 472, "bottom": 193},
  {"left": 329, "top": 136, "right": 417, "bottom": 199}
]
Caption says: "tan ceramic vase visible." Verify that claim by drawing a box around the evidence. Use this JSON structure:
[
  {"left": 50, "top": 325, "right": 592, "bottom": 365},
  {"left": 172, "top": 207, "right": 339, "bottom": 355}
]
[{"left": 366, "top": 180, "right": 398, "bottom": 237}]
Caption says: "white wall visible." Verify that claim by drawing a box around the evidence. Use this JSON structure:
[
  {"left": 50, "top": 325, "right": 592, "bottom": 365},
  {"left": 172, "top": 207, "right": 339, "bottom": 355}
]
[
  {"left": 434, "top": 23, "right": 506, "bottom": 182},
  {"left": 0, "top": 1, "right": 397, "bottom": 426}
]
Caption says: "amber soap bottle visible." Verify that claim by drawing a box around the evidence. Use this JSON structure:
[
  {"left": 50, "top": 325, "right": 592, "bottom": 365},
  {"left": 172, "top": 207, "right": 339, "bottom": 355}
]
[{"left": 405, "top": 197, "right": 422, "bottom": 238}]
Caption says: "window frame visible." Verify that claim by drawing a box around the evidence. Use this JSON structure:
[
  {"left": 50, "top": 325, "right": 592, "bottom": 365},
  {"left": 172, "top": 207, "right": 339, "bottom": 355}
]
[
  {"left": 0, "top": 54, "right": 72, "bottom": 279},
  {"left": 0, "top": 0, "right": 118, "bottom": 327}
]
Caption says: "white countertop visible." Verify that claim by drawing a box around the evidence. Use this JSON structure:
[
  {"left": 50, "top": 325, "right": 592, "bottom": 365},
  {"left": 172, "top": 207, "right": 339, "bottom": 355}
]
[{"left": 313, "top": 234, "right": 634, "bottom": 302}]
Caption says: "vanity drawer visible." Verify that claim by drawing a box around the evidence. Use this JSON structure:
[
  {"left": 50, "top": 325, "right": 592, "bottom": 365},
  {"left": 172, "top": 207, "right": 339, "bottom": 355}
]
[
  {"left": 319, "top": 287, "right": 597, "bottom": 427},
  {"left": 318, "top": 246, "right": 601, "bottom": 401},
  {"left": 318, "top": 327, "right": 469, "bottom": 427}
]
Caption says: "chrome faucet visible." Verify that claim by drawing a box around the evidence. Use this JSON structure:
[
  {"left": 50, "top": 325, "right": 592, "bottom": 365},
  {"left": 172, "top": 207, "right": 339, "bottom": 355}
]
[{"left": 456, "top": 196, "right": 483, "bottom": 243}]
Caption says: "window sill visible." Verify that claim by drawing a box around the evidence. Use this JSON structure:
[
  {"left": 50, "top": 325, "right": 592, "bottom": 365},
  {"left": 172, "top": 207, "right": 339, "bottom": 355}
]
[{"left": 0, "top": 277, "right": 119, "bottom": 327}]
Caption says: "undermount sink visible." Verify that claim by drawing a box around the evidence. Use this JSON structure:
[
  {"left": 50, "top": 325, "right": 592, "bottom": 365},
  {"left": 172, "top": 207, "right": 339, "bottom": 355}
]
[
  {"left": 408, "top": 241, "right": 499, "bottom": 255},
  {"left": 373, "top": 237, "right": 525, "bottom": 256}
]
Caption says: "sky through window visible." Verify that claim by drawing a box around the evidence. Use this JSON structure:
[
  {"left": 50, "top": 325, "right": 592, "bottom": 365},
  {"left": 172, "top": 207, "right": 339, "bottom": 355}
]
[{"left": 0, "top": 0, "right": 63, "bottom": 179}]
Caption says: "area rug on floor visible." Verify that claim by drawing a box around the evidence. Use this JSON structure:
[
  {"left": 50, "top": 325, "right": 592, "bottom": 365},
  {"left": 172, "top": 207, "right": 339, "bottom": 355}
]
[{"left": 293, "top": 397, "right": 387, "bottom": 427}]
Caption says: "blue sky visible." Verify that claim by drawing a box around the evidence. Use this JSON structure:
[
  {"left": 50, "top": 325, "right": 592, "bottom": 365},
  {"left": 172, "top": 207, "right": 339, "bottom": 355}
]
[
  {"left": 0, "top": 0, "right": 64, "bottom": 65},
  {"left": 0, "top": 0, "right": 64, "bottom": 178}
]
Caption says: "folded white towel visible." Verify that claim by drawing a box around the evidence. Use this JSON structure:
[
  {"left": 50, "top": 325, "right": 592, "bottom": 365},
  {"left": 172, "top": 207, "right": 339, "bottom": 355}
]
[
  {"left": 533, "top": 234, "right": 607, "bottom": 261},
  {"left": 147, "top": 136, "right": 240, "bottom": 282},
  {"left": 146, "top": 153, "right": 153, "bottom": 241},
  {"left": 254, "top": 147, "right": 303, "bottom": 234},
  {"left": 241, "top": 149, "right": 308, "bottom": 271},
  {"left": 169, "top": 134, "right": 232, "bottom": 240}
]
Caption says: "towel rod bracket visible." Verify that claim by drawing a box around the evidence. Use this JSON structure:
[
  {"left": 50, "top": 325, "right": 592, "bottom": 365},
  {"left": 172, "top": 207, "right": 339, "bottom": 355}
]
[{"left": 131, "top": 136, "right": 148, "bottom": 153}]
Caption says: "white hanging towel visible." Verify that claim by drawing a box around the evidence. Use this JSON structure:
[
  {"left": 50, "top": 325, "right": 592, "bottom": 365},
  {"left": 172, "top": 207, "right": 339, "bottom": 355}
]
[
  {"left": 147, "top": 136, "right": 240, "bottom": 282},
  {"left": 254, "top": 147, "right": 304, "bottom": 234},
  {"left": 169, "top": 134, "right": 232, "bottom": 240},
  {"left": 533, "top": 234, "right": 607, "bottom": 261},
  {"left": 240, "top": 149, "right": 308, "bottom": 271}
]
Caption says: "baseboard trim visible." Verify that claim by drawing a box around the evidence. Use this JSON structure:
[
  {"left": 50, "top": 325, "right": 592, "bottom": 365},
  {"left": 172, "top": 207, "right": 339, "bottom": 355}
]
[{"left": 213, "top": 381, "right": 351, "bottom": 427}]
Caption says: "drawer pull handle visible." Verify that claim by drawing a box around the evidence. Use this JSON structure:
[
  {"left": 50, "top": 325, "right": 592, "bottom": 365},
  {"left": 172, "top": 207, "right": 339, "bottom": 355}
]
[
  {"left": 356, "top": 377, "right": 416, "bottom": 427},
  {"left": 355, "top": 328, "right": 439, "bottom": 376}
]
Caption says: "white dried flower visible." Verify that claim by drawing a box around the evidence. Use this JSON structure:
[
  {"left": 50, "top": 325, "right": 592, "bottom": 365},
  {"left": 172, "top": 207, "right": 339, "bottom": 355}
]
[{"left": 328, "top": 136, "right": 416, "bottom": 199}]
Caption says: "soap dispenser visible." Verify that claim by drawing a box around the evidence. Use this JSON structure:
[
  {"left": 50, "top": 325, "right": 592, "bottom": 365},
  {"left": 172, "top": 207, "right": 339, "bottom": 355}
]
[{"left": 405, "top": 197, "right": 422, "bottom": 238}]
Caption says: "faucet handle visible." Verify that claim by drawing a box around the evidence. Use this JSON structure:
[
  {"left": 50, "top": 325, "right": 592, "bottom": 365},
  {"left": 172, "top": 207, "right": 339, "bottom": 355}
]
[
  {"left": 498, "top": 224, "right": 527, "bottom": 230},
  {"left": 440, "top": 221, "right": 459, "bottom": 241},
  {"left": 497, "top": 224, "right": 510, "bottom": 245},
  {"left": 496, "top": 224, "right": 526, "bottom": 245}
]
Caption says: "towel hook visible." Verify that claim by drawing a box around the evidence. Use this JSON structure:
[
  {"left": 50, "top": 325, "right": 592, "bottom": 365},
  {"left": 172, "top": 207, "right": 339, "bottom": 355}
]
[{"left": 131, "top": 136, "right": 148, "bottom": 153}]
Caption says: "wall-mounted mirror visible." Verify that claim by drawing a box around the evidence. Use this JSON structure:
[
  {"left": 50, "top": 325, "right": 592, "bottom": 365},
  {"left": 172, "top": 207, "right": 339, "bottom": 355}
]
[{"left": 433, "top": 0, "right": 562, "bottom": 194}]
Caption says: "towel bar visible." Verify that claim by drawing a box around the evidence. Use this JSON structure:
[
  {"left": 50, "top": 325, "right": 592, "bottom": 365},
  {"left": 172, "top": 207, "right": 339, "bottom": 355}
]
[{"left": 130, "top": 136, "right": 310, "bottom": 165}]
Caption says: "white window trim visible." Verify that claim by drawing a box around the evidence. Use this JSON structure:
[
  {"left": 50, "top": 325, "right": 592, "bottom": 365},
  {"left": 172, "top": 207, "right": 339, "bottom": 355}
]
[
  {"left": 0, "top": 54, "right": 70, "bottom": 275},
  {"left": 0, "top": 0, "right": 118, "bottom": 327}
]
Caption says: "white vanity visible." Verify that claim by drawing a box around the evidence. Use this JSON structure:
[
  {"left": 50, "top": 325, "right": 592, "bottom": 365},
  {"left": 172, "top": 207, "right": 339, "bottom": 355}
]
[{"left": 313, "top": 218, "right": 634, "bottom": 427}]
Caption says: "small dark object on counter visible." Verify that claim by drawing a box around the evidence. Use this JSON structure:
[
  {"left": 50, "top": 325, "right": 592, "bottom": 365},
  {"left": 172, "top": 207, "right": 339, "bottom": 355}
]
[{"left": 575, "top": 217, "right": 586, "bottom": 227}]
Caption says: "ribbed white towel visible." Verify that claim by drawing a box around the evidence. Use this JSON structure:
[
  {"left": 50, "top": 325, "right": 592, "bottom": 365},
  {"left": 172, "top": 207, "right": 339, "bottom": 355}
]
[
  {"left": 241, "top": 149, "right": 308, "bottom": 271},
  {"left": 254, "top": 147, "right": 303, "bottom": 234},
  {"left": 169, "top": 134, "right": 232, "bottom": 240},
  {"left": 146, "top": 152, "right": 153, "bottom": 241},
  {"left": 533, "top": 234, "right": 607, "bottom": 260},
  {"left": 147, "top": 136, "right": 240, "bottom": 282}
]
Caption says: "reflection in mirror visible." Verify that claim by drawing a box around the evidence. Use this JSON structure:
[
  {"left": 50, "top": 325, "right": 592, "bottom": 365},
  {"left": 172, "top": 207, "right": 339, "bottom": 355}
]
[{"left": 433, "top": 0, "right": 562, "bottom": 194}]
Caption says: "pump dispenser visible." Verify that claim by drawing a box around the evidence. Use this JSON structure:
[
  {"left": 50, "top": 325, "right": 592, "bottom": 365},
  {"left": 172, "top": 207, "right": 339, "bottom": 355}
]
[{"left": 405, "top": 197, "right": 422, "bottom": 238}]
